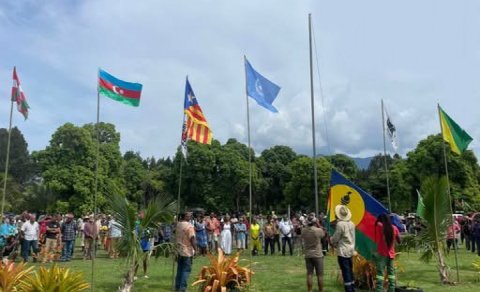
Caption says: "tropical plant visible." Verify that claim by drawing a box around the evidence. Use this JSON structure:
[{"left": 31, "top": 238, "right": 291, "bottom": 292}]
[
  {"left": 350, "top": 253, "right": 404, "bottom": 291},
  {"left": 18, "top": 264, "right": 89, "bottom": 291},
  {"left": 0, "top": 260, "right": 34, "bottom": 291},
  {"left": 415, "top": 176, "right": 451, "bottom": 284},
  {"left": 472, "top": 258, "right": 480, "bottom": 281},
  {"left": 351, "top": 254, "right": 376, "bottom": 290},
  {"left": 108, "top": 192, "right": 176, "bottom": 292},
  {"left": 192, "top": 249, "right": 253, "bottom": 292}
]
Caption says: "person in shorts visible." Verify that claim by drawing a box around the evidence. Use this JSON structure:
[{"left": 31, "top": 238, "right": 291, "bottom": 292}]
[{"left": 301, "top": 213, "right": 325, "bottom": 292}]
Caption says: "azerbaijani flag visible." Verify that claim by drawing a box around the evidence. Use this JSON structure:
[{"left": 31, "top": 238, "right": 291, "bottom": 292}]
[
  {"left": 438, "top": 105, "right": 472, "bottom": 155},
  {"left": 327, "top": 170, "right": 389, "bottom": 260},
  {"left": 98, "top": 69, "right": 142, "bottom": 107}
]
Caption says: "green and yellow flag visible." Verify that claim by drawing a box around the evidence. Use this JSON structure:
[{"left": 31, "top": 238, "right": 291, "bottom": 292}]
[{"left": 438, "top": 105, "right": 473, "bottom": 154}]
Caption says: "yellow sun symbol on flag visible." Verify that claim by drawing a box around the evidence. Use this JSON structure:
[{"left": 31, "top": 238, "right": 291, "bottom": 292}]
[{"left": 329, "top": 184, "right": 365, "bottom": 226}]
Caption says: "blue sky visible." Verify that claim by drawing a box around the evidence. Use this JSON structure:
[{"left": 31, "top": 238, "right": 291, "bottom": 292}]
[{"left": 1, "top": 0, "right": 479, "bottom": 159}]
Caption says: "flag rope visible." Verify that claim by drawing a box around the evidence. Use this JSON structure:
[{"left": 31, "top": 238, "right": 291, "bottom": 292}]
[{"left": 308, "top": 14, "right": 320, "bottom": 217}]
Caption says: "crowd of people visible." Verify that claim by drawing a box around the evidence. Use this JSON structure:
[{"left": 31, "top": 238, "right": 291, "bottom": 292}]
[
  {"left": 0, "top": 212, "right": 172, "bottom": 266},
  {"left": 1, "top": 209, "right": 479, "bottom": 292}
]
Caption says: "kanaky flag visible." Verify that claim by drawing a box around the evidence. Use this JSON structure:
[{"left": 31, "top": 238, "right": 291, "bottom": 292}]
[
  {"left": 12, "top": 67, "right": 30, "bottom": 120},
  {"left": 327, "top": 170, "right": 390, "bottom": 260},
  {"left": 182, "top": 78, "right": 212, "bottom": 148}
]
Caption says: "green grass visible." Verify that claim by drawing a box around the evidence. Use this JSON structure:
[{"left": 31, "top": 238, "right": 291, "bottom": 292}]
[{"left": 27, "top": 244, "right": 480, "bottom": 291}]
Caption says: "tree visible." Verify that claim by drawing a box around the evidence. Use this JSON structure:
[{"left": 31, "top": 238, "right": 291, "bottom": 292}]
[
  {"left": 214, "top": 140, "right": 250, "bottom": 212},
  {"left": 122, "top": 151, "right": 147, "bottom": 206},
  {"left": 284, "top": 156, "right": 331, "bottom": 212},
  {"left": 416, "top": 176, "right": 451, "bottom": 283},
  {"left": 407, "top": 134, "right": 480, "bottom": 211},
  {"left": 257, "top": 146, "right": 296, "bottom": 211},
  {"left": 171, "top": 140, "right": 217, "bottom": 211},
  {"left": 356, "top": 153, "right": 397, "bottom": 209},
  {"left": 33, "top": 122, "right": 125, "bottom": 215},
  {"left": 0, "top": 127, "right": 33, "bottom": 184},
  {"left": 327, "top": 154, "right": 358, "bottom": 179}
]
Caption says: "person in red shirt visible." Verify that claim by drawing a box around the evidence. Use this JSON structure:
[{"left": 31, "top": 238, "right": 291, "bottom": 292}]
[
  {"left": 374, "top": 214, "right": 400, "bottom": 292},
  {"left": 446, "top": 220, "right": 461, "bottom": 253}
]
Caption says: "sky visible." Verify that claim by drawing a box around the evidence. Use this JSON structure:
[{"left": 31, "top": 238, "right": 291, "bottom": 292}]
[{"left": 1, "top": 0, "right": 480, "bottom": 160}]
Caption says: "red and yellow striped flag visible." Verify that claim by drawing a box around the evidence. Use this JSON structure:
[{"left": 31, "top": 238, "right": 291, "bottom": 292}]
[{"left": 182, "top": 78, "right": 212, "bottom": 146}]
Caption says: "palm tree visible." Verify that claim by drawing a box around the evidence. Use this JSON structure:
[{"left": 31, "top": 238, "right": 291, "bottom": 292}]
[
  {"left": 108, "top": 192, "right": 176, "bottom": 292},
  {"left": 416, "top": 176, "right": 451, "bottom": 284}
]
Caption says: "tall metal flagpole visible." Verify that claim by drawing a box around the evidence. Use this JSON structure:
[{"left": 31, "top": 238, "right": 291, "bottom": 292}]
[
  {"left": 1, "top": 99, "right": 15, "bottom": 218},
  {"left": 172, "top": 104, "right": 186, "bottom": 291},
  {"left": 309, "top": 14, "right": 319, "bottom": 217},
  {"left": 244, "top": 56, "right": 254, "bottom": 273},
  {"left": 243, "top": 56, "right": 253, "bottom": 237},
  {"left": 437, "top": 103, "right": 460, "bottom": 283},
  {"left": 381, "top": 99, "right": 392, "bottom": 211},
  {"left": 91, "top": 77, "right": 101, "bottom": 292}
]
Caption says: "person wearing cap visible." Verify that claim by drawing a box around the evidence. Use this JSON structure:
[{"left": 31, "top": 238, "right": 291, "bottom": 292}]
[
  {"left": 331, "top": 205, "right": 356, "bottom": 292},
  {"left": 175, "top": 212, "right": 196, "bottom": 292},
  {"left": 83, "top": 216, "right": 97, "bottom": 260},
  {"left": 60, "top": 214, "right": 76, "bottom": 262},
  {"left": 301, "top": 213, "right": 325, "bottom": 292}
]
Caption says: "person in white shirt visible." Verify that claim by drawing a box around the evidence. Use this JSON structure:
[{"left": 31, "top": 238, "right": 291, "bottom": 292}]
[
  {"left": 20, "top": 214, "right": 40, "bottom": 262},
  {"left": 279, "top": 215, "right": 294, "bottom": 256}
]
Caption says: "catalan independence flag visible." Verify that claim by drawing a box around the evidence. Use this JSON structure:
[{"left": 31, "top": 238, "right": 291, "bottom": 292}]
[
  {"left": 438, "top": 105, "right": 472, "bottom": 155},
  {"left": 182, "top": 78, "right": 212, "bottom": 146},
  {"left": 98, "top": 69, "right": 142, "bottom": 107},
  {"left": 327, "top": 170, "right": 389, "bottom": 260}
]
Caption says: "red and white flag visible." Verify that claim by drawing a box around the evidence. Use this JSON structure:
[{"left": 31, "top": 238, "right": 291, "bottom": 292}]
[{"left": 12, "top": 67, "right": 30, "bottom": 120}]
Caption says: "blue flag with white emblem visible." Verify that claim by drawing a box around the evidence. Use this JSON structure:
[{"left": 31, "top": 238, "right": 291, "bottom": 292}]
[{"left": 245, "top": 58, "right": 281, "bottom": 113}]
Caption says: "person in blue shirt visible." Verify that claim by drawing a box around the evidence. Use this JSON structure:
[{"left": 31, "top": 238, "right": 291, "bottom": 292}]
[{"left": 134, "top": 217, "right": 153, "bottom": 280}]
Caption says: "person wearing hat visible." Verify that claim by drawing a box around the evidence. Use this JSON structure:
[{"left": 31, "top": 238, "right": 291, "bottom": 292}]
[
  {"left": 83, "top": 215, "right": 97, "bottom": 260},
  {"left": 331, "top": 205, "right": 356, "bottom": 292},
  {"left": 301, "top": 213, "right": 325, "bottom": 292}
]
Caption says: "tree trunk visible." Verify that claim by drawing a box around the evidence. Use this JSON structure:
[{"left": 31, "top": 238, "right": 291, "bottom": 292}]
[
  {"left": 118, "top": 266, "right": 135, "bottom": 292},
  {"left": 435, "top": 249, "right": 449, "bottom": 284}
]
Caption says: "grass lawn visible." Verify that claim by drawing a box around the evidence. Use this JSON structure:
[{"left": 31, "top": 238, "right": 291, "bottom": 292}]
[{"left": 29, "top": 244, "right": 480, "bottom": 291}]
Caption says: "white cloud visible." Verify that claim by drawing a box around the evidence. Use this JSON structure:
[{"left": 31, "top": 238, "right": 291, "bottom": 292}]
[{"left": 0, "top": 0, "right": 479, "bottom": 160}]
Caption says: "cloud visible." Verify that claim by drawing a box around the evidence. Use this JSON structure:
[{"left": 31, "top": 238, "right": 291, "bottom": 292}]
[{"left": 0, "top": 0, "right": 479, "bottom": 160}]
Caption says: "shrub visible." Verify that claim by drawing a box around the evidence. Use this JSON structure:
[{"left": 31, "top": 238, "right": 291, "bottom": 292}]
[
  {"left": 192, "top": 249, "right": 253, "bottom": 292},
  {"left": 18, "top": 264, "right": 89, "bottom": 292},
  {"left": 0, "top": 260, "right": 34, "bottom": 291}
]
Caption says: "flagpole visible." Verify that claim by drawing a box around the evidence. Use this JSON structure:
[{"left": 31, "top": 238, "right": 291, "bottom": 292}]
[
  {"left": 437, "top": 103, "right": 460, "bottom": 283},
  {"left": 381, "top": 99, "right": 392, "bottom": 211},
  {"left": 244, "top": 55, "right": 254, "bottom": 273},
  {"left": 309, "top": 14, "right": 319, "bottom": 217},
  {"left": 91, "top": 76, "right": 101, "bottom": 292},
  {"left": 172, "top": 111, "right": 186, "bottom": 291},
  {"left": 1, "top": 99, "right": 15, "bottom": 218}
]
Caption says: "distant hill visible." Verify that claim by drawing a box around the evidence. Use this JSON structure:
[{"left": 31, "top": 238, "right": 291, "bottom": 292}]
[{"left": 351, "top": 156, "right": 373, "bottom": 170}]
